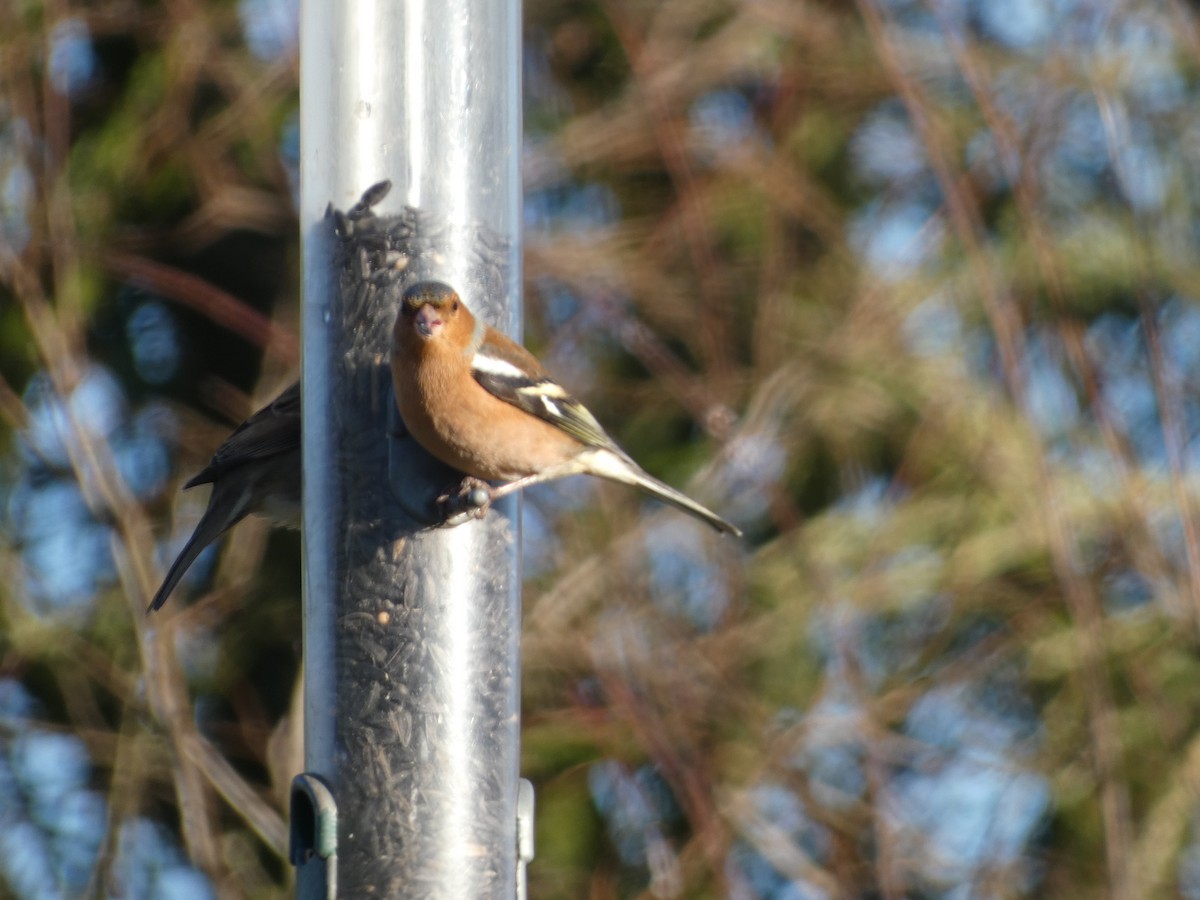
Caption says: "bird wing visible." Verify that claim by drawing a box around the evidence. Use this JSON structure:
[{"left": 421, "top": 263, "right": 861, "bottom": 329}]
[
  {"left": 184, "top": 381, "right": 302, "bottom": 487},
  {"left": 470, "top": 341, "right": 620, "bottom": 453}
]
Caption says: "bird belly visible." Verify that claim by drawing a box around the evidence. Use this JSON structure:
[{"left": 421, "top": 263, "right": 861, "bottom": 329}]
[
  {"left": 428, "top": 405, "right": 574, "bottom": 482},
  {"left": 394, "top": 365, "right": 578, "bottom": 482}
]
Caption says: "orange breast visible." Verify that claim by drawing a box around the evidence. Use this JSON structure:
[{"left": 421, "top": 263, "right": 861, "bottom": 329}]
[{"left": 391, "top": 345, "right": 581, "bottom": 482}]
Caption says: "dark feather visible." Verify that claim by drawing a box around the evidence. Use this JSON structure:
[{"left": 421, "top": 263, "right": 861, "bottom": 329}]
[
  {"left": 184, "top": 382, "right": 301, "bottom": 488},
  {"left": 471, "top": 344, "right": 619, "bottom": 452}
]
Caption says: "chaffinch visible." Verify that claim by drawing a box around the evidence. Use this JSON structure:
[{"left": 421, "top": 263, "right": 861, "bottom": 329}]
[
  {"left": 147, "top": 381, "right": 301, "bottom": 612},
  {"left": 390, "top": 282, "right": 741, "bottom": 536}
]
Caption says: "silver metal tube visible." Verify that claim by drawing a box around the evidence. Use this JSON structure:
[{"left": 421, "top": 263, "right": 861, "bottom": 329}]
[{"left": 298, "top": 1, "right": 522, "bottom": 896}]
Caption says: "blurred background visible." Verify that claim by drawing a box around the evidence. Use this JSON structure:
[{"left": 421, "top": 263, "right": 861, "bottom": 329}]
[{"left": 1, "top": 0, "right": 1197, "bottom": 896}]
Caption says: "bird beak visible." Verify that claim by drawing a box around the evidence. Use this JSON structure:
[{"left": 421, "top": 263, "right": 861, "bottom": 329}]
[{"left": 414, "top": 304, "right": 443, "bottom": 338}]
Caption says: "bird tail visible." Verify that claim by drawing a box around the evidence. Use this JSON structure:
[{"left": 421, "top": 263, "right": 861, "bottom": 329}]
[
  {"left": 146, "top": 486, "right": 251, "bottom": 613},
  {"left": 585, "top": 449, "right": 742, "bottom": 537},
  {"left": 147, "top": 530, "right": 211, "bottom": 613}
]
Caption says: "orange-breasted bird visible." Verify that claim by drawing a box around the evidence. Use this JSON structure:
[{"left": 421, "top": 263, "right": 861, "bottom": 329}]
[
  {"left": 147, "top": 382, "right": 301, "bottom": 612},
  {"left": 390, "top": 281, "right": 740, "bottom": 536}
]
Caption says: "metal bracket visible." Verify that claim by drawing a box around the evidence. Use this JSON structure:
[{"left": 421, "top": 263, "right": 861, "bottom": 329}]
[
  {"left": 291, "top": 773, "right": 338, "bottom": 900},
  {"left": 517, "top": 778, "right": 535, "bottom": 900}
]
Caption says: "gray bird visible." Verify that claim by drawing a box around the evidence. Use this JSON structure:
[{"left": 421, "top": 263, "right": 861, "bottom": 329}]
[{"left": 147, "top": 382, "right": 301, "bottom": 613}]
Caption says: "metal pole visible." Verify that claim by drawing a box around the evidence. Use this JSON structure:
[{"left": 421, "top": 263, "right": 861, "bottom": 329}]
[{"left": 295, "top": 1, "right": 522, "bottom": 897}]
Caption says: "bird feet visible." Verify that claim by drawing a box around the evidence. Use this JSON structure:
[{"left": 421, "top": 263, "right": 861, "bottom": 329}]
[{"left": 437, "top": 477, "right": 493, "bottom": 526}]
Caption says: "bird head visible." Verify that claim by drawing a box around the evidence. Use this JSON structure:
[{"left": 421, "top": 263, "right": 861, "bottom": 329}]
[{"left": 399, "top": 281, "right": 465, "bottom": 341}]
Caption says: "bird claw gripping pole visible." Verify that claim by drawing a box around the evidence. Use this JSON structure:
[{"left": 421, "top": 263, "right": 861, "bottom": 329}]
[{"left": 386, "top": 396, "right": 486, "bottom": 525}]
